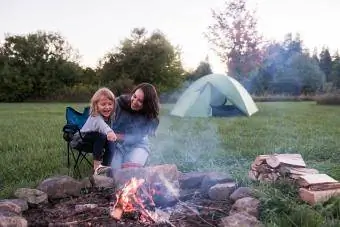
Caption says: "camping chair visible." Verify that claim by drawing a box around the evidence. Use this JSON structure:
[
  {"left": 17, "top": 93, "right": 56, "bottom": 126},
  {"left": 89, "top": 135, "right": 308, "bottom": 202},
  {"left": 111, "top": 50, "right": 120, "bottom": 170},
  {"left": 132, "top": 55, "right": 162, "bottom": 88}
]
[{"left": 62, "top": 106, "right": 92, "bottom": 178}]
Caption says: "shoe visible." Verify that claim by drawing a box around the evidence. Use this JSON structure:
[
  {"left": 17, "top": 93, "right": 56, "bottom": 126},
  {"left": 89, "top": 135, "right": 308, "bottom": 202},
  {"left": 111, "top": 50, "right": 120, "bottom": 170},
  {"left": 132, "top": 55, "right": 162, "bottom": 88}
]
[{"left": 94, "top": 165, "right": 111, "bottom": 176}]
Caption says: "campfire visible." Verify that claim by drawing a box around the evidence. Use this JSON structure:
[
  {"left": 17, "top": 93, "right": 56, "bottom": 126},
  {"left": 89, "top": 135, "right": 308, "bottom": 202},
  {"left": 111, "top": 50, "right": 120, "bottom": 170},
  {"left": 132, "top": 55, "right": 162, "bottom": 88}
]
[
  {"left": 20, "top": 164, "right": 244, "bottom": 227},
  {"left": 109, "top": 172, "right": 182, "bottom": 226}
]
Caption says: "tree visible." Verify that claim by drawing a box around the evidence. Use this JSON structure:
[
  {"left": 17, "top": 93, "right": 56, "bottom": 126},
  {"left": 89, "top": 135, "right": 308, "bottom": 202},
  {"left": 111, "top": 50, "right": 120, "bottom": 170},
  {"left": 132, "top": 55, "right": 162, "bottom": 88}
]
[
  {"left": 206, "top": 0, "right": 262, "bottom": 79},
  {"left": 187, "top": 56, "right": 213, "bottom": 81},
  {"left": 319, "top": 47, "right": 332, "bottom": 82},
  {"left": 283, "top": 33, "right": 303, "bottom": 57},
  {"left": 312, "top": 47, "right": 319, "bottom": 64},
  {"left": 284, "top": 53, "right": 325, "bottom": 94},
  {"left": 98, "top": 28, "right": 186, "bottom": 93},
  {"left": 82, "top": 67, "right": 99, "bottom": 85},
  {"left": 0, "top": 31, "right": 82, "bottom": 101},
  {"left": 330, "top": 52, "right": 340, "bottom": 88},
  {"left": 251, "top": 36, "right": 325, "bottom": 95}
]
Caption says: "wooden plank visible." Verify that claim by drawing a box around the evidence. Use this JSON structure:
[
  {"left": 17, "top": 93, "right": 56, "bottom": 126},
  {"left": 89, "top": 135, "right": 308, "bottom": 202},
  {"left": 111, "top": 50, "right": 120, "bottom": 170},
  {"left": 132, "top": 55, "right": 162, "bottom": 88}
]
[
  {"left": 279, "top": 166, "right": 319, "bottom": 176},
  {"left": 299, "top": 188, "right": 340, "bottom": 205},
  {"left": 309, "top": 183, "right": 340, "bottom": 191},
  {"left": 297, "top": 174, "right": 338, "bottom": 187},
  {"left": 266, "top": 154, "right": 306, "bottom": 168}
]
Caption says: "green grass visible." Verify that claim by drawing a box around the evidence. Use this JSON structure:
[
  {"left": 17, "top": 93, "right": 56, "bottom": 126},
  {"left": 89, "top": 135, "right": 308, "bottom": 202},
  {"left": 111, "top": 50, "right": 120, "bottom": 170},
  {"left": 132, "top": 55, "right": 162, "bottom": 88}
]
[{"left": 1, "top": 101, "right": 340, "bottom": 226}]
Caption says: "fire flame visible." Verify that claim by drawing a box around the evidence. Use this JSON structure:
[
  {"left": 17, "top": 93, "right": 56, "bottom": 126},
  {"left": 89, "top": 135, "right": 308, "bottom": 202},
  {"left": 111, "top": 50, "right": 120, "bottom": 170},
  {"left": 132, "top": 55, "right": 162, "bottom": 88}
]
[{"left": 110, "top": 177, "right": 156, "bottom": 223}]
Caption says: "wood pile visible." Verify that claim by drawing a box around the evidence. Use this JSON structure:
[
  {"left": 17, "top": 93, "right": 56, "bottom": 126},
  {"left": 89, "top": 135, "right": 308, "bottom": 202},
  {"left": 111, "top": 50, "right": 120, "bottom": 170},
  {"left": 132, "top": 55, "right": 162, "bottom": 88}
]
[{"left": 249, "top": 153, "right": 340, "bottom": 205}]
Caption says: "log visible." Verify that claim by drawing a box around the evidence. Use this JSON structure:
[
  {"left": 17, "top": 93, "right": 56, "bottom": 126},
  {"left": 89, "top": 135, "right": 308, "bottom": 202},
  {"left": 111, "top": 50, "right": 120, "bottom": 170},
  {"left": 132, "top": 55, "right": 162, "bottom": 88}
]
[
  {"left": 110, "top": 207, "right": 123, "bottom": 220},
  {"left": 309, "top": 182, "right": 340, "bottom": 191},
  {"left": 289, "top": 174, "right": 302, "bottom": 180},
  {"left": 279, "top": 166, "right": 319, "bottom": 176},
  {"left": 299, "top": 188, "right": 340, "bottom": 205},
  {"left": 253, "top": 155, "right": 271, "bottom": 165},
  {"left": 250, "top": 163, "right": 259, "bottom": 171},
  {"left": 257, "top": 164, "right": 274, "bottom": 174},
  {"left": 266, "top": 154, "right": 306, "bottom": 168},
  {"left": 297, "top": 174, "right": 337, "bottom": 187},
  {"left": 248, "top": 170, "right": 258, "bottom": 181}
]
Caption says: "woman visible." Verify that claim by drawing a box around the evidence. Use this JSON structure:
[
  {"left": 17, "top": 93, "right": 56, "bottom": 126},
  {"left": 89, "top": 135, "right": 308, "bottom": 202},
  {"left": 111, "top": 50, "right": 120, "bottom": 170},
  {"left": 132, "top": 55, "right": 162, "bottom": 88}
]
[{"left": 104, "top": 83, "right": 160, "bottom": 171}]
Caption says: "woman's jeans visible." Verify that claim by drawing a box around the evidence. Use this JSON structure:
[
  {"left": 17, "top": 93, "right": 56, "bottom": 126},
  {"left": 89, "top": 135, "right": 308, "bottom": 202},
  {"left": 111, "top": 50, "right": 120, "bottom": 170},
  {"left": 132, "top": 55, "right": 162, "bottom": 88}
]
[{"left": 109, "top": 143, "right": 149, "bottom": 169}]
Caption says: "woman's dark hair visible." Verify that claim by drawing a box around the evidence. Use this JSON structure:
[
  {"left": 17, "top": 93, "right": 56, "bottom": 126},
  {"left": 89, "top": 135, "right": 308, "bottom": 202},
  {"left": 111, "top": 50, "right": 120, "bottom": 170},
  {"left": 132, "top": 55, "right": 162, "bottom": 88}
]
[{"left": 131, "top": 83, "right": 160, "bottom": 120}]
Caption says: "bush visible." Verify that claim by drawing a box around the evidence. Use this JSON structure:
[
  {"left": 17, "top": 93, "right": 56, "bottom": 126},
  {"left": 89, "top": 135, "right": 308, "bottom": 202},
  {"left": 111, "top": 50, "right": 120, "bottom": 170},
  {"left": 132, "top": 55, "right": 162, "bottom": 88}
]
[
  {"left": 252, "top": 94, "right": 315, "bottom": 102},
  {"left": 44, "top": 84, "right": 98, "bottom": 102},
  {"left": 316, "top": 93, "right": 340, "bottom": 105}
]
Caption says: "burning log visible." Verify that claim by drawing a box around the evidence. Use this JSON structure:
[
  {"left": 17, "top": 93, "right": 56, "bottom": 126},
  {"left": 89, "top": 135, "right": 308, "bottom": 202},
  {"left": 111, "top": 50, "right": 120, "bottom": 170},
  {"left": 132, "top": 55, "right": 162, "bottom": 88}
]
[
  {"left": 109, "top": 176, "right": 179, "bottom": 225},
  {"left": 110, "top": 177, "right": 155, "bottom": 222}
]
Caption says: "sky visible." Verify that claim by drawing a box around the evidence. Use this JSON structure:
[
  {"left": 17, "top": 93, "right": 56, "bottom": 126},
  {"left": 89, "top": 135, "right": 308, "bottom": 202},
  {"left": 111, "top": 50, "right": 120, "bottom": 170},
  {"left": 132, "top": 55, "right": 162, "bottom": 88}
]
[{"left": 1, "top": 0, "right": 340, "bottom": 73}]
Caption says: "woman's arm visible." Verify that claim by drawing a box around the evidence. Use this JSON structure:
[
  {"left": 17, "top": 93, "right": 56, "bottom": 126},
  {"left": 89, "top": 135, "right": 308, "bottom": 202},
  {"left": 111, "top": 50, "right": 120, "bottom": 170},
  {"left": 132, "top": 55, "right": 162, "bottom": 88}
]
[{"left": 117, "top": 119, "right": 158, "bottom": 144}]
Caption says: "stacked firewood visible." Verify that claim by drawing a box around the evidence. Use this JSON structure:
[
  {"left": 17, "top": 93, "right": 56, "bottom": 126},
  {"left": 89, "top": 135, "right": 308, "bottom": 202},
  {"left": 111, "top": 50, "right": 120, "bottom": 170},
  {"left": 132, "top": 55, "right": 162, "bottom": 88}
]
[
  {"left": 248, "top": 154, "right": 319, "bottom": 182},
  {"left": 249, "top": 153, "right": 340, "bottom": 205}
]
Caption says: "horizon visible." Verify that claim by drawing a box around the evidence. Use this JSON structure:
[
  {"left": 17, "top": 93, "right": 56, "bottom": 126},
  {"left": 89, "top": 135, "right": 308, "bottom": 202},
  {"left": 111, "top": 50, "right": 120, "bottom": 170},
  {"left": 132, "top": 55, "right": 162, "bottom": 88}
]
[{"left": 1, "top": 0, "right": 340, "bottom": 73}]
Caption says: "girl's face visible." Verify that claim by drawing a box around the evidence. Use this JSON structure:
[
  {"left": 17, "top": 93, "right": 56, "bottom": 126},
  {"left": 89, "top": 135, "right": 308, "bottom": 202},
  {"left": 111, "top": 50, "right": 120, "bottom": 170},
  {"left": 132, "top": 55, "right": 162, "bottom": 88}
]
[
  {"left": 131, "top": 88, "right": 144, "bottom": 111},
  {"left": 97, "top": 95, "right": 114, "bottom": 119}
]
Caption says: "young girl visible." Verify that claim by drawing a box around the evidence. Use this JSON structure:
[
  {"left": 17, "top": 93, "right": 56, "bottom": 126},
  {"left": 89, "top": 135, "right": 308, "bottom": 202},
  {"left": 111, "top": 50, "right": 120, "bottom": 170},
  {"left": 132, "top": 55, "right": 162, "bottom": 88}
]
[{"left": 77, "top": 87, "right": 117, "bottom": 173}]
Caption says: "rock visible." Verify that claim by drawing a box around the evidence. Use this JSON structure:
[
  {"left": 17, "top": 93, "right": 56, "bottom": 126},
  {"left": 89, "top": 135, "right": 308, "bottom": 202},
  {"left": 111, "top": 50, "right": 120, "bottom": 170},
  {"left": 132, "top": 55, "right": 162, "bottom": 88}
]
[
  {"left": 230, "top": 187, "right": 253, "bottom": 201},
  {"left": 0, "top": 199, "right": 28, "bottom": 212},
  {"left": 0, "top": 201, "right": 21, "bottom": 214},
  {"left": 37, "top": 175, "right": 83, "bottom": 199},
  {"left": 14, "top": 188, "right": 48, "bottom": 205},
  {"left": 91, "top": 175, "right": 114, "bottom": 188},
  {"left": 179, "top": 172, "right": 208, "bottom": 189},
  {"left": 0, "top": 211, "right": 27, "bottom": 227},
  {"left": 113, "top": 164, "right": 179, "bottom": 187},
  {"left": 80, "top": 177, "right": 92, "bottom": 189},
  {"left": 200, "top": 172, "right": 234, "bottom": 195},
  {"left": 151, "top": 182, "right": 179, "bottom": 208},
  {"left": 229, "top": 197, "right": 260, "bottom": 218},
  {"left": 219, "top": 212, "right": 262, "bottom": 227},
  {"left": 75, "top": 204, "right": 98, "bottom": 213},
  {"left": 179, "top": 188, "right": 198, "bottom": 201},
  {"left": 208, "top": 182, "right": 236, "bottom": 200}
]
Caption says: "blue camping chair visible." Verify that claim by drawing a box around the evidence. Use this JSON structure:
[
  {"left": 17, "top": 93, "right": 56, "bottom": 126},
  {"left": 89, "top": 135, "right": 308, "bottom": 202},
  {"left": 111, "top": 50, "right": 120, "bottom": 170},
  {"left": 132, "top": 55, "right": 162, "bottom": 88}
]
[{"left": 62, "top": 106, "right": 92, "bottom": 177}]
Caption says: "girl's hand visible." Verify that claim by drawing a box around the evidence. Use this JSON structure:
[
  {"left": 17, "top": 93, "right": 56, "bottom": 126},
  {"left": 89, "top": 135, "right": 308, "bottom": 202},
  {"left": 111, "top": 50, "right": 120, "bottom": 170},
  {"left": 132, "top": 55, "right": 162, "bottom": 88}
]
[{"left": 107, "top": 131, "right": 117, "bottom": 141}]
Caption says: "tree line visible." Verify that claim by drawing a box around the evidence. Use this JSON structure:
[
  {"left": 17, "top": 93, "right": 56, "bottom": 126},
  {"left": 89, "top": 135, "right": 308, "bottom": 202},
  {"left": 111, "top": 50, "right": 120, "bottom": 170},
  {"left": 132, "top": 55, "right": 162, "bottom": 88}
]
[
  {"left": 206, "top": 0, "right": 340, "bottom": 96},
  {"left": 1, "top": 0, "right": 339, "bottom": 102}
]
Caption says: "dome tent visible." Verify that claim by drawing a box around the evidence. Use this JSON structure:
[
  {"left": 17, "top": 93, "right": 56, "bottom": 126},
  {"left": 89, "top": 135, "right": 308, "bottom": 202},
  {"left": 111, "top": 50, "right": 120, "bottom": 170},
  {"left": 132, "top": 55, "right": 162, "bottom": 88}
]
[{"left": 170, "top": 73, "right": 258, "bottom": 117}]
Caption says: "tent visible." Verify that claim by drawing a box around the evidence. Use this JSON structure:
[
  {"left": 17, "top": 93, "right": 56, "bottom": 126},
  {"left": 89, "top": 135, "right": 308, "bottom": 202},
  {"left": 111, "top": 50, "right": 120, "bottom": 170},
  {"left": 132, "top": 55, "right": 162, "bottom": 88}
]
[{"left": 170, "top": 73, "right": 259, "bottom": 117}]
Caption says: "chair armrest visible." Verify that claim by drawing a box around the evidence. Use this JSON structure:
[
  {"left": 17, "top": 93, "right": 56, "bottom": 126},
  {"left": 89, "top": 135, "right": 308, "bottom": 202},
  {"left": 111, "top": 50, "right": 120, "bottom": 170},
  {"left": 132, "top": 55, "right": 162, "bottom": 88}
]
[{"left": 62, "top": 124, "right": 84, "bottom": 141}]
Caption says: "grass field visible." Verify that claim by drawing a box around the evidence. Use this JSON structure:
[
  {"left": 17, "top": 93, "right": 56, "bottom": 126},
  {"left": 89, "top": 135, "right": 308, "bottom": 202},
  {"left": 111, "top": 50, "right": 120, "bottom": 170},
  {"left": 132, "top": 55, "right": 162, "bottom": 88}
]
[{"left": 1, "top": 101, "right": 340, "bottom": 226}]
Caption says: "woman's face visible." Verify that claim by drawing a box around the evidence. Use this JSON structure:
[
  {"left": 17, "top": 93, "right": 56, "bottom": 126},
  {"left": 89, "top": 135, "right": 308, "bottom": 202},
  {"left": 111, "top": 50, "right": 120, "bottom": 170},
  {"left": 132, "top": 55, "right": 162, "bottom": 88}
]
[{"left": 131, "top": 88, "right": 144, "bottom": 111}]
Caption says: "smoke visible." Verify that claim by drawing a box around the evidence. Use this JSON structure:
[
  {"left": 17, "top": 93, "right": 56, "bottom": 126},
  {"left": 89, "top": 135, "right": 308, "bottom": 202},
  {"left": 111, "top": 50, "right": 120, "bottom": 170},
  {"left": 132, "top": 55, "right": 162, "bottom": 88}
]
[{"left": 149, "top": 106, "right": 226, "bottom": 172}]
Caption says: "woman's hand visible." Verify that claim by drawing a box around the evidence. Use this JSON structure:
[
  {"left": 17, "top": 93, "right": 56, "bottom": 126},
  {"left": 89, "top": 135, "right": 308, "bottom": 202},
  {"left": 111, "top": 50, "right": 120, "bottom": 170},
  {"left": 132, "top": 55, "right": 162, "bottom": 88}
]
[{"left": 107, "top": 131, "right": 117, "bottom": 141}]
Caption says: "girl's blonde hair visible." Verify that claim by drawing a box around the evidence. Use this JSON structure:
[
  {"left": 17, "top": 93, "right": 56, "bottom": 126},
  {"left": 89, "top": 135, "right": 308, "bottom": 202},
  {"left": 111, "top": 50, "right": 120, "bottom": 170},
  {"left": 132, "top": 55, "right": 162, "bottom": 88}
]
[{"left": 90, "top": 87, "right": 115, "bottom": 116}]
